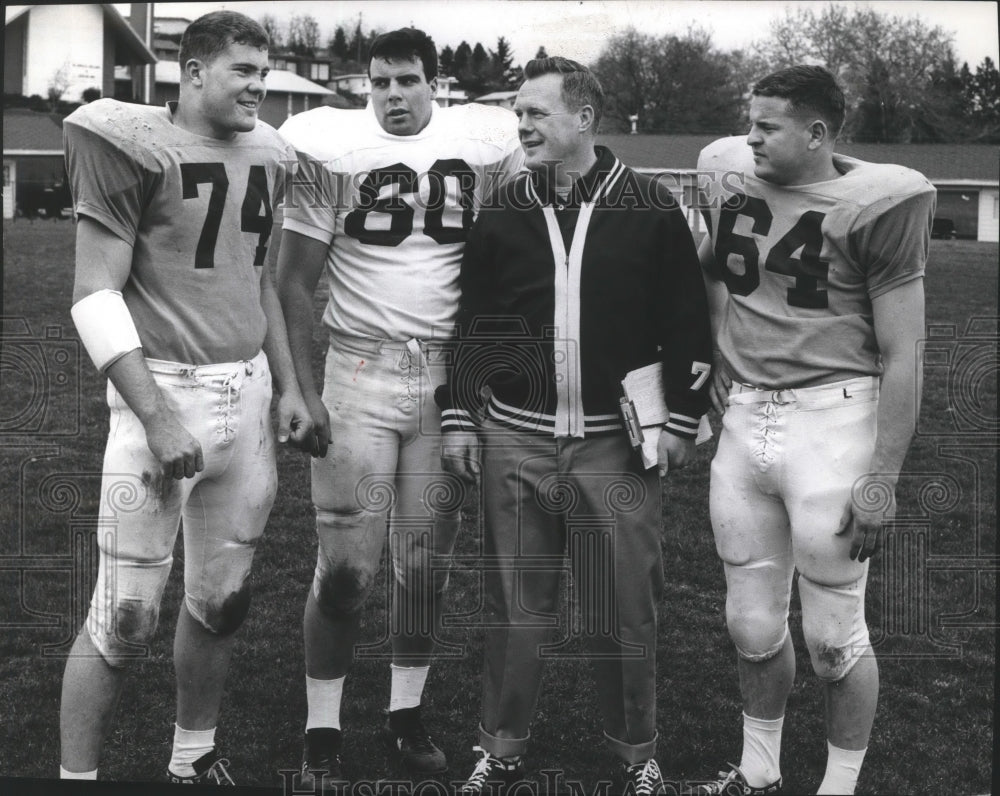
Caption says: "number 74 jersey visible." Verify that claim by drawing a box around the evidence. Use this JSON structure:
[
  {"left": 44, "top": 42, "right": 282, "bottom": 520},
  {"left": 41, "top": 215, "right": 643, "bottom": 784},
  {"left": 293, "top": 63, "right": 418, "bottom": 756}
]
[
  {"left": 697, "top": 135, "right": 935, "bottom": 388},
  {"left": 64, "top": 98, "right": 295, "bottom": 365}
]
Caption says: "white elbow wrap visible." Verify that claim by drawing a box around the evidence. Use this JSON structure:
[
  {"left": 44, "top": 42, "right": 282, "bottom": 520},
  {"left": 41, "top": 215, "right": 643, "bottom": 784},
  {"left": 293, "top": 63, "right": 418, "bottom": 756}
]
[{"left": 70, "top": 289, "right": 142, "bottom": 371}]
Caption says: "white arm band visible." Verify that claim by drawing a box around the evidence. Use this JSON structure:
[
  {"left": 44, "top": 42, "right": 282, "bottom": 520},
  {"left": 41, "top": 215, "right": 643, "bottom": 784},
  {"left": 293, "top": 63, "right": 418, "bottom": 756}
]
[{"left": 70, "top": 289, "right": 142, "bottom": 372}]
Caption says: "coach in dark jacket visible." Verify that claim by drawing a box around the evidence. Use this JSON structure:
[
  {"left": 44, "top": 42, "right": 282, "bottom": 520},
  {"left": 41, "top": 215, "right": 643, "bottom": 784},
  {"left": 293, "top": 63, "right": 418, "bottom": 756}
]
[{"left": 436, "top": 57, "right": 712, "bottom": 793}]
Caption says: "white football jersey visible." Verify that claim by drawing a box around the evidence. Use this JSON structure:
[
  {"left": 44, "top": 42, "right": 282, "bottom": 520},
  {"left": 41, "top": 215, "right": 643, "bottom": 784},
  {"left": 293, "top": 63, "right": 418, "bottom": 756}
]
[
  {"left": 698, "top": 135, "right": 935, "bottom": 388},
  {"left": 279, "top": 102, "right": 523, "bottom": 341}
]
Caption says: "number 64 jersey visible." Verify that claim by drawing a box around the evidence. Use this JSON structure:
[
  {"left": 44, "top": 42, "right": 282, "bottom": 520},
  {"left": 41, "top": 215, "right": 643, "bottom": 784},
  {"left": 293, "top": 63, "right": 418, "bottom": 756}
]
[
  {"left": 64, "top": 98, "right": 295, "bottom": 366},
  {"left": 278, "top": 103, "right": 523, "bottom": 341},
  {"left": 697, "top": 135, "right": 935, "bottom": 388}
]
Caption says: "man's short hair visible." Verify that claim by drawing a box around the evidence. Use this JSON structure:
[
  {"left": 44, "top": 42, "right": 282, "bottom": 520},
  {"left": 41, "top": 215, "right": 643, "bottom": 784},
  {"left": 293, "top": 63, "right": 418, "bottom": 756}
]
[
  {"left": 523, "top": 56, "right": 604, "bottom": 132},
  {"left": 178, "top": 11, "right": 269, "bottom": 70},
  {"left": 752, "top": 65, "right": 846, "bottom": 138},
  {"left": 368, "top": 28, "right": 438, "bottom": 82}
]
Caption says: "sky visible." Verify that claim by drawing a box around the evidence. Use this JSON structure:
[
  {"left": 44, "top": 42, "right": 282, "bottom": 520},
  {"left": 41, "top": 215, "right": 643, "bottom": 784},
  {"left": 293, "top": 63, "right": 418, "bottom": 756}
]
[{"left": 111, "top": 1, "right": 1000, "bottom": 68}]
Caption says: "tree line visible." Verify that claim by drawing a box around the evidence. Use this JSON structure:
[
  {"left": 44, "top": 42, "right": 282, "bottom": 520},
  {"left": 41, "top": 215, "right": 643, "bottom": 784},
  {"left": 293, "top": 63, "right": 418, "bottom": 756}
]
[
  {"left": 257, "top": 5, "right": 999, "bottom": 143},
  {"left": 258, "top": 13, "right": 528, "bottom": 95}
]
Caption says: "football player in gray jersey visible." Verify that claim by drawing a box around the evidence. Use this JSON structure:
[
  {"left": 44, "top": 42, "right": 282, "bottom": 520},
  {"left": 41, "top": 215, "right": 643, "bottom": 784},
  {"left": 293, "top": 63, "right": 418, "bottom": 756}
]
[
  {"left": 694, "top": 65, "right": 932, "bottom": 796},
  {"left": 59, "top": 11, "right": 311, "bottom": 785}
]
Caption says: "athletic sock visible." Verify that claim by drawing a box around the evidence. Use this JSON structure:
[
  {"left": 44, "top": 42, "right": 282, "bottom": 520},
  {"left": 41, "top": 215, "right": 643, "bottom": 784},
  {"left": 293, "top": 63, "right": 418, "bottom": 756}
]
[
  {"left": 816, "top": 741, "right": 866, "bottom": 795},
  {"left": 305, "top": 674, "right": 345, "bottom": 731},
  {"left": 60, "top": 766, "right": 98, "bottom": 780},
  {"left": 168, "top": 724, "right": 216, "bottom": 778},
  {"left": 388, "top": 664, "right": 429, "bottom": 712},
  {"left": 739, "top": 712, "right": 784, "bottom": 787}
]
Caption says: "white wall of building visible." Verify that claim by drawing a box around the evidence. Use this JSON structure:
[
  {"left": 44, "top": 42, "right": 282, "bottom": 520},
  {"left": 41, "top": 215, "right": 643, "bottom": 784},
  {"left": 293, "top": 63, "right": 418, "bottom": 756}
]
[
  {"left": 332, "top": 74, "right": 370, "bottom": 98},
  {"left": 3, "top": 159, "right": 16, "bottom": 220},
  {"left": 24, "top": 4, "right": 104, "bottom": 102},
  {"left": 978, "top": 188, "right": 999, "bottom": 242}
]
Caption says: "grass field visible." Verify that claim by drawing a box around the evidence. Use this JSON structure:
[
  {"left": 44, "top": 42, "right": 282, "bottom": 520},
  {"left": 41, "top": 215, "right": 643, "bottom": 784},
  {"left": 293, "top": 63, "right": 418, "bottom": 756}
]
[{"left": 1, "top": 219, "right": 996, "bottom": 794}]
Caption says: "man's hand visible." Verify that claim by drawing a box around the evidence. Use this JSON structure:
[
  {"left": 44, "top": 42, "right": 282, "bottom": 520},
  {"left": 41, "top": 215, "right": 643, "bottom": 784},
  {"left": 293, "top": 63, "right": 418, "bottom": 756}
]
[
  {"left": 657, "top": 429, "right": 695, "bottom": 478},
  {"left": 144, "top": 411, "right": 204, "bottom": 480},
  {"left": 838, "top": 473, "right": 897, "bottom": 562},
  {"left": 299, "top": 391, "right": 331, "bottom": 458},
  {"left": 709, "top": 352, "right": 732, "bottom": 415},
  {"left": 442, "top": 430, "right": 481, "bottom": 483},
  {"left": 276, "top": 388, "right": 315, "bottom": 450}
]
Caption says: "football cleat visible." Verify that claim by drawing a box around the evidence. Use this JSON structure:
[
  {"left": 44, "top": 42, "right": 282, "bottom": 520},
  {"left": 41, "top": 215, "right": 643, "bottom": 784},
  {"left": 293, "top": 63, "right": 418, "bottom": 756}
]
[
  {"left": 166, "top": 748, "right": 235, "bottom": 785},
  {"left": 459, "top": 746, "right": 525, "bottom": 794},
  {"left": 689, "top": 762, "right": 782, "bottom": 795},
  {"left": 381, "top": 706, "right": 448, "bottom": 774},
  {"left": 300, "top": 727, "right": 347, "bottom": 792},
  {"left": 621, "top": 757, "right": 667, "bottom": 795}
]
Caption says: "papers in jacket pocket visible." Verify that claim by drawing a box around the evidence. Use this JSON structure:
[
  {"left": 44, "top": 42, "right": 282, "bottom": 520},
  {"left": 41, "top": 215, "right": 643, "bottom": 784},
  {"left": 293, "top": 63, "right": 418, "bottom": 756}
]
[{"left": 620, "top": 362, "right": 713, "bottom": 469}]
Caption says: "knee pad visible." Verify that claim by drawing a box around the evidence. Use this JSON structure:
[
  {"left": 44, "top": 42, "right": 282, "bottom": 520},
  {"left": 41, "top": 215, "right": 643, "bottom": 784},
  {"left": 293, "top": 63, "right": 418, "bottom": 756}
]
[
  {"left": 87, "top": 597, "right": 163, "bottom": 668},
  {"left": 726, "top": 598, "right": 789, "bottom": 663},
  {"left": 186, "top": 583, "right": 253, "bottom": 637},
  {"left": 312, "top": 509, "right": 380, "bottom": 620},
  {"left": 798, "top": 571, "right": 871, "bottom": 682},
  {"left": 87, "top": 551, "right": 171, "bottom": 667},
  {"left": 723, "top": 559, "right": 793, "bottom": 663}
]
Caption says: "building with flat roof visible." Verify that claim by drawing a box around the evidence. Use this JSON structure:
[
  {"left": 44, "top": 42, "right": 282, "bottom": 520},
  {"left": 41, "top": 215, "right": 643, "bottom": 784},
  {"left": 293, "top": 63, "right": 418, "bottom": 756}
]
[
  {"left": 597, "top": 134, "right": 1000, "bottom": 242},
  {"left": 113, "top": 59, "right": 337, "bottom": 128}
]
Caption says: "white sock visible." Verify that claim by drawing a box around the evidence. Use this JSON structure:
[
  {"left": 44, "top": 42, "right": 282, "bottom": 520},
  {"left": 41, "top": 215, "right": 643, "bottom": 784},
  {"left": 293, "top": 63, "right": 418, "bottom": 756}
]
[
  {"left": 60, "top": 766, "right": 98, "bottom": 780},
  {"left": 306, "top": 674, "right": 345, "bottom": 730},
  {"left": 739, "top": 713, "right": 783, "bottom": 787},
  {"left": 816, "top": 741, "right": 866, "bottom": 795},
  {"left": 388, "top": 664, "right": 429, "bottom": 712},
  {"left": 168, "top": 724, "right": 216, "bottom": 777}
]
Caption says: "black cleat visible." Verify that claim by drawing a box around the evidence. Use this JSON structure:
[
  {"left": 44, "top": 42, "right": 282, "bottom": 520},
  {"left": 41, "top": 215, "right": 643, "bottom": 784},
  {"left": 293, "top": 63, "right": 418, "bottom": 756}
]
[
  {"left": 620, "top": 757, "right": 667, "bottom": 795},
  {"left": 688, "top": 762, "right": 782, "bottom": 795},
  {"left": 459, "top": 746, "right": 525, "bottom": 794},
  {"left": 381, "top": 706, "right": 448, "bottom": 775},
  {"left": 166, "top": 748, "right": 235, "bottom": 785},
  {"left": 299, "top": 727, "right": 347, "bottom": 792}
]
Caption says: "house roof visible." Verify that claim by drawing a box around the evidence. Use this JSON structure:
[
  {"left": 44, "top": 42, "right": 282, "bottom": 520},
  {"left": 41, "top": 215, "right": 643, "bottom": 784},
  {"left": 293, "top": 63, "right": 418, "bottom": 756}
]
[
  {"left": 149, "top": 60, "right": 335, "bottom": 95},
  {"left": 598, "top": 134, "right": 1000, "bottom": 182},
  {"left": 4, "top": 5, "right": 30, "bottom": 24},
  {"left": 5, "top": 5, "right": 156, "bottom": 65},
  {"left": 2, "top": 108, "right": 65, "bottom": 153}
]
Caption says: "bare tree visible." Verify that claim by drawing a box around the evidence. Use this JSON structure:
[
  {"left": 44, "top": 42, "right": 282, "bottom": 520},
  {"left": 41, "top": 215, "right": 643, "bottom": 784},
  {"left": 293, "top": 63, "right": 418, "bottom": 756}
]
[
  {"left": 288, "top": 14, "right": 321, "bottom": 57},
  {"left": 47, "top": 64, "right": 70, "bottom": 111},
  {"left": 259, "top": 14, "right": 284, "bottom": 49},
  {"left": 755, "top": 4, "right": 958, "bottom": 141}
]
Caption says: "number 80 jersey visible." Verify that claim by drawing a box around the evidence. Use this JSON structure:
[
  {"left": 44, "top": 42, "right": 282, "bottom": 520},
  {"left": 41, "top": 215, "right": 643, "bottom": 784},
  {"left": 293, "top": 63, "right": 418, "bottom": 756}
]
[
  {"left": 278, "top": 103, "right": 523, "bottom": 341},
  {"left": 64, "top": 98, "right": 295, "bottom": 365},
  {"left": 697, "top": 135, "right": 935, "bottom": 388}
]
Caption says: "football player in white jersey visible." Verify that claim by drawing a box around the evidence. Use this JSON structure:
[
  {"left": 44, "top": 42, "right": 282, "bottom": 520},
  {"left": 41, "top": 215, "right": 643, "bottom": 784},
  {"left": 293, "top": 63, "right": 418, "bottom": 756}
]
[
  {"left": 693, "top": 66, "right": 933, "bottom": 795},
  {"left": 275, "top": 28, "right": 523, "bottom": 786},
  {"left": 58, "top": 11, "right": 311, "bottom": 785}
]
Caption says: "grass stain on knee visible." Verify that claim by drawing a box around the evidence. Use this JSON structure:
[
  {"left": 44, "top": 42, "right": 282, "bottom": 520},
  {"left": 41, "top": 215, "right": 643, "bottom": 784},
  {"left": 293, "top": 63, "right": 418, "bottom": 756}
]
[
  {"left": 315, "top": 565, "right": 373, "bottom": 619},
  {"left": 204, "top": 585, "right": 253, "bottom": 636}
]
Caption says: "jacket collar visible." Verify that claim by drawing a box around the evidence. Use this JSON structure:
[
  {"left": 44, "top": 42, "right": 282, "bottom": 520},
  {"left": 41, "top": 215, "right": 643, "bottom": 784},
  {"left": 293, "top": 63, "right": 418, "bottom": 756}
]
[{"left": 528, "top": 145, "right": 619, "bottom": 207}]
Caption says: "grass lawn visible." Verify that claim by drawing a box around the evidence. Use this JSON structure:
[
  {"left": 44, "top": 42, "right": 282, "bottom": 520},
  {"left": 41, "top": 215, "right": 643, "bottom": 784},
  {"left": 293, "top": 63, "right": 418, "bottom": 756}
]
[{"left": 1, "top": 219, "right": 996, "bottom": 794}]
